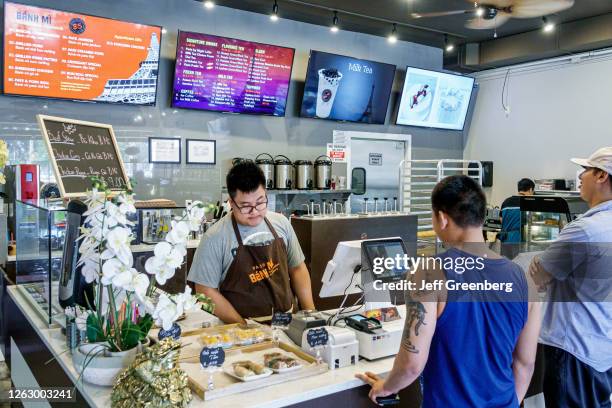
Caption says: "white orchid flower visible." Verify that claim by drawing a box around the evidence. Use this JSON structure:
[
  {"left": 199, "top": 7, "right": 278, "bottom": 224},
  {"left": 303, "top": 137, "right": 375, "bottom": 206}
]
[
  {"left": 144, "top": 241, "right": 183, "bottom": 285},
  {"left": 105, "top": 227, "right": 133, "bottom": 265},
  {"left": 80, "top": 254, "right": 101, "bottom": 283},
  {"left": 166, "top": 220, "right": 190, "bottom": 246},
  {"left": 117, "top": 193, "right": 136, "bottom": 215},
  {"left": 101, "top": 258, "right": 132, "bottom": 286},
  {"left": 112, "top": 268, "right": 149, "bottom": 296},
  {"left": 153, "top": 293, "right": 180, "bottom": 331},
  {"left": 175, "top": 286, "right": 197, "bottom": 312},
  {"left": 187, "top": 204, "right": 206, "bottom": 231}
]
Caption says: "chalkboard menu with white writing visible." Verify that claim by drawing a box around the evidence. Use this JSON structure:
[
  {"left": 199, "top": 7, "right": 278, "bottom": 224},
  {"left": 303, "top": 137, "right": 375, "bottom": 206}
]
[{"left": 37, "top": 115, "right": 131, "bottom": 198}]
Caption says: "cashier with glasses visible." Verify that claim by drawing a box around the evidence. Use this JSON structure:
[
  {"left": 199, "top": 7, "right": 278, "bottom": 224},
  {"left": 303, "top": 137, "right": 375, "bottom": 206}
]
[{"left": 188, "top": 161, "right": 315, "bottom": 324}]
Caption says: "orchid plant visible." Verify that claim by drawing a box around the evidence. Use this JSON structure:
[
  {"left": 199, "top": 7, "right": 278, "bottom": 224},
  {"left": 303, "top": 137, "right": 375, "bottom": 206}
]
[
  {"left": 75, "top": 178, "right": 214, "bottom": 352},
  {"left": 0, "top": 140, "right": 8, "bottom": 185}
]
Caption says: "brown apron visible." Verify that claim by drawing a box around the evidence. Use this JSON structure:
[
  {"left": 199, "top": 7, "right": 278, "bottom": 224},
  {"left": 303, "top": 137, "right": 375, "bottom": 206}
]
[{"left": 219, "top": 214, "right": 294, "bottom": 319}]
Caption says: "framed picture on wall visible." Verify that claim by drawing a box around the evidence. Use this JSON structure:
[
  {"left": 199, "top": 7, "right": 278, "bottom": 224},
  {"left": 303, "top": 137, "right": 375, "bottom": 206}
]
[
  {"left": 149, "top": 137, "right": 181, "bottom": 164},
  {"left": 186, "top": 139, "right": 216, "bottom": 165}
]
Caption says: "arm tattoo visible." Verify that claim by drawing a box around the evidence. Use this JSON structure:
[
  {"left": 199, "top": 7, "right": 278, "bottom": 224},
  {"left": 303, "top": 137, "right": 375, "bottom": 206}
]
[{"left": 401, "top": 297, "right": 427, "bottom": 354}]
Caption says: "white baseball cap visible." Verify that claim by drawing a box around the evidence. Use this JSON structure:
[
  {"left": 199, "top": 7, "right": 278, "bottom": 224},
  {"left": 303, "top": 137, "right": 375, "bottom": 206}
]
[{"left": 571, "top": 147, "right": 612, "bottom": 175}]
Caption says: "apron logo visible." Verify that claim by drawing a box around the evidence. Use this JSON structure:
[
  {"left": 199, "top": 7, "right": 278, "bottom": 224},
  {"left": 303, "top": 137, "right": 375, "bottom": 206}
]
[{"left": 249, "top": 259, "right": 279, "bottom": 284}]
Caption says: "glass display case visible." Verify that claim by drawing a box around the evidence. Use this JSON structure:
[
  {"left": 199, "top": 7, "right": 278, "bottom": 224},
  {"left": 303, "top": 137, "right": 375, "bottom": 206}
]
[
  {"left": 133, "top": 206, "right": 189, "bottom": 245},
  {"left": 520, "top": 195, "right": 587, "bottom": 252},
  {"left": 15, "top": 199, "right": 67, "bottom": 326}
]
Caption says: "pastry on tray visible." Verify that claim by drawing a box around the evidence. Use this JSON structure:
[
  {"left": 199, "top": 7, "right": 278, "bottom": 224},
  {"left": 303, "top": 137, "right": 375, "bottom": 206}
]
[
  {"left": 263, "top": 353, "right": 301, "bottom": 370},
  {"left": 232, "top": 360, "right": 267, "bottom": 378}
]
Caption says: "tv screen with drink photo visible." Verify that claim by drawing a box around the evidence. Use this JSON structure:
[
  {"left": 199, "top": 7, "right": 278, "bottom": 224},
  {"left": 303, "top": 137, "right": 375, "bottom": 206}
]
[{"left": 300, "top": 51, "right": 396, "bottom": 124}]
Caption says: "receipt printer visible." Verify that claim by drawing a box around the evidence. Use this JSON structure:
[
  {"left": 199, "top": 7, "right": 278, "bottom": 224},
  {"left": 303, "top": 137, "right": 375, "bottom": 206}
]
[
  {"left": 344, "top": 314, "right": 405, "bottom": 360},
  {"left": 287, "top": 310, "right": 327, "bottom": 346},
  {"left": 301, "top": 326, "right": 359, "bottom": 369}
]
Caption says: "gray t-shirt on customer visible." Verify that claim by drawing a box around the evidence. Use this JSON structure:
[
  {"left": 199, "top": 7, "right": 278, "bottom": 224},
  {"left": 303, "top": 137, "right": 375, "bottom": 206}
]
[{"left": 187, "top": 212, "right": 305, "bottom": 289}]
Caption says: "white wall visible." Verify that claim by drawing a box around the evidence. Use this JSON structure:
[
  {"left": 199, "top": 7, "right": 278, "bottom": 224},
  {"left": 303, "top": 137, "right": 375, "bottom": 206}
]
[{"left": 464, "top": 53, "right": 612, "bottom": 206}]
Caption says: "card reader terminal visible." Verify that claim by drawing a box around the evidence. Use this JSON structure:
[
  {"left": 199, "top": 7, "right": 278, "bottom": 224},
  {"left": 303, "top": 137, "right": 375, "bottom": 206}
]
[{"left": 344, "top": 314, "right": 383, "bottom": 334}]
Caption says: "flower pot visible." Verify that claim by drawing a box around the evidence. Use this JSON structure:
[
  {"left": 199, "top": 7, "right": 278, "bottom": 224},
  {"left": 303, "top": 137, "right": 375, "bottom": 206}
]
[{"left": 73, "top": 341, "right": 147, "bottom": 387}]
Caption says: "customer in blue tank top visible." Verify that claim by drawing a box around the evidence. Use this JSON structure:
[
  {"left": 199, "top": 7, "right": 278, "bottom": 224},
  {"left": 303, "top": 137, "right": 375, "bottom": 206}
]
[{"left": 357, "top": 175, "right": 541, "bottom": 407}]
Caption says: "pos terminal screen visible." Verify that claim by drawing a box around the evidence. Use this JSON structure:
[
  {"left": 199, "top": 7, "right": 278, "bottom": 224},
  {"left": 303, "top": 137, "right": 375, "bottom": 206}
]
[{"left": 362, "top": 239, "right": 411, "bottom": 282}]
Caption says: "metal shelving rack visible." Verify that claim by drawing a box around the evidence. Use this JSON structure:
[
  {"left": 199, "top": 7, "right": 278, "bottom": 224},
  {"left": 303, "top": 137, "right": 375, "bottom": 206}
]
[{"left": 399, "top": 159, "right": 483, "bottom": 232}]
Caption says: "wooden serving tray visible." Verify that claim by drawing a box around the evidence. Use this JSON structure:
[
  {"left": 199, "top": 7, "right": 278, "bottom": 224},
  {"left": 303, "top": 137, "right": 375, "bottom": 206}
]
[{"left": 180, "top": 341, "right": 328, "bottom": 401}]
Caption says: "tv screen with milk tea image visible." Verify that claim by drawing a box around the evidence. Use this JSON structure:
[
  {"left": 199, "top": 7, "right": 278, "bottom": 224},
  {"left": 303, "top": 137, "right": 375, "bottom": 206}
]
[{"left": 300, "top": 51, "right": 396, "bottom": 124}]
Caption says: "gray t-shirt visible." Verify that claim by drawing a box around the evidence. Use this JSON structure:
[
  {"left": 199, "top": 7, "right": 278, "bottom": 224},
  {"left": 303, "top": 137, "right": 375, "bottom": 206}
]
[{"left": 187, "top": 211, "right": 305, "bottom": 289}]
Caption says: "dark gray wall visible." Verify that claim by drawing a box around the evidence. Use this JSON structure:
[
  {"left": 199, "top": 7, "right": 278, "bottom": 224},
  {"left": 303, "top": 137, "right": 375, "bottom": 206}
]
[{"left": 2, "top": 0, "right": 464, "bottom": 204}]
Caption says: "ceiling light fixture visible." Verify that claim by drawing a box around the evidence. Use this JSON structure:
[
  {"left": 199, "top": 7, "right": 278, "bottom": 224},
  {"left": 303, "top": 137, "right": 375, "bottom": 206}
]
[
  {"left": 330, "top": 11, "right": 339, "bottom": 33},
  {"left": 542, "top": 16, "right": 555, "bottom": 33},
  {"left": 388, "top": 23, "right": 398, "bottom": 43},
  {"left": 444, "top": 34, "right": 454, "bottom": 52},
  {"left": 270, "top": 0, "right": 279, "bottom": 21},
  {"left": 203, "top": 1, "right": 214, "bottom": 9},
  {"left": 475, "top": 7, "right": 484, "bottom": 17}
]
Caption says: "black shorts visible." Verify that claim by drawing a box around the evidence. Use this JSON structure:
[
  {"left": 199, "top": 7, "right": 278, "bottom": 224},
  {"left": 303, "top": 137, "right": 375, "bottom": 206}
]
[{"left": 543, "top": 344, "right": 612, "bottom": 408}]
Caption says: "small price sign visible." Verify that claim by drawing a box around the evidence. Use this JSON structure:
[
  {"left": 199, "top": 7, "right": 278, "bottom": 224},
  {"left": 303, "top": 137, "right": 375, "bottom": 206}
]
[
  {"left": 306, "top": 327, "right": 329, "bottom": 348},
  {"left": 271, "top": 312, "right": 292, "bottom": 327},
  {"left": 200, "top": 347, "right": 225, "bottom": 368},
  {"left": 158, "top": 323, "right": 182, "bottom": 341}
]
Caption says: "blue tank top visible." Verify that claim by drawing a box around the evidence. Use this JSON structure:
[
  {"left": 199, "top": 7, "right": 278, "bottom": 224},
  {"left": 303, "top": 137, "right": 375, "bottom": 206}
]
[{"left": 422, "top": 248, "right": 528, "bottom": 408}]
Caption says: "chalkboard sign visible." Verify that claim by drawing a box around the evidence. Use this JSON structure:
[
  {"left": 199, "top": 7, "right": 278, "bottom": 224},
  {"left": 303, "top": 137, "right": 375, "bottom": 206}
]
[
  {"left": 306, "top": 327, "right": 329, "bottom": 348},
  {"left": 37, "top": 114, "right": 131, "bottom": 198},
  {"left": 158, "top": 323, "right": 182, "bottom": 341},
  {"left": 200, "top": 346, "right": 225, "bottom": 368},
  {"left": 271, "top": 312, "right": 292, "bottom": 327}
]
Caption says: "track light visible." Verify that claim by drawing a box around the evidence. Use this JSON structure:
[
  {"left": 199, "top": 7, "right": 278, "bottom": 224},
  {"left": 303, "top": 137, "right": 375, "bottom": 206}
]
[
  {"left": 388, "top": 24, "right": 398, "bottom": 43},
  {"left": 444, "top": 34, "right": 454, "bottom": 52},
  {"left": 270, "top": 0, "right": 279, "bottom": 21},
  {"left": 542, "top": 17, "right": 555, "bottom": 33},
  {"left": 203, "top": 1, "right": 214, "bottom": 9},
  {"left": 330, "top": 11, "right": 339, "bottom": 33}
]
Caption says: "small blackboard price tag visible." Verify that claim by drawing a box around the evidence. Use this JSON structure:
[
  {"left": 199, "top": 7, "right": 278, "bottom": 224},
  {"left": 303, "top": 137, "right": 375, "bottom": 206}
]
[
  {"left": 271, "top": 312, "right": 292, "bottom": 327},
  {"left": 306, "top": 327, "right": 329, "bottom": 348},
  {"left": 158, "top": 323, "right": 181, "bottom": 341},
  {"left": 200, "top": 347, "right": 225, "bottom": 368}
]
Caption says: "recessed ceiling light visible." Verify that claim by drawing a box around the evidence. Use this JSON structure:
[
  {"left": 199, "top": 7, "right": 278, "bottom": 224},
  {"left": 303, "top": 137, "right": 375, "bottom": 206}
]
[
  {"left": 542, "top": 17, "right": 555, "bottom": 33},
  {"left": 204, "top": 1, "right": 214, "bottom": 9}
]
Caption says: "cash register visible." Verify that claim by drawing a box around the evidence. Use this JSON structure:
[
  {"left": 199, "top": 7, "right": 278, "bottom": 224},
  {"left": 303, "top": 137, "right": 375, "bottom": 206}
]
[{"left": 319, "top": 238, "right": 411, "bottom": 360}]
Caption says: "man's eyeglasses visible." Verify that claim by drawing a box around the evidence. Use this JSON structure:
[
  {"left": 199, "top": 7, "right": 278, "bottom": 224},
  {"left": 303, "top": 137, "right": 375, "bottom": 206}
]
[{"left": 231, "top": 198, "right": 268, "bottom": 214}]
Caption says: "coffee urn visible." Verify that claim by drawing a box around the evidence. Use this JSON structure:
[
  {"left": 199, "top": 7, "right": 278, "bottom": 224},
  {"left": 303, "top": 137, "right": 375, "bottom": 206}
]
[
  {"left": 294, "top": 160, "right": 314, "bottom": 190},
  {"left": 256, "top": 153, "right": 275, "bottom": 189},
  {"left": 274, "top": 155, "right": 293, "bottom": 189},
  {"left": 314, "top": 155, "right": 332, "bottom": 189}
]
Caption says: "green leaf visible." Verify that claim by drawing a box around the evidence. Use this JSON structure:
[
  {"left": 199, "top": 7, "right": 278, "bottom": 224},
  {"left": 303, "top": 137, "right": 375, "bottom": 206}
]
[
  {"left": 120, "top": 320, "right": 142, "bottom": 351},
  {"left": 137, "top": 314, "right": 153, "bottom": 340},
  {"left": 86, "top": 313, "right": 105, "bottom": 343}
]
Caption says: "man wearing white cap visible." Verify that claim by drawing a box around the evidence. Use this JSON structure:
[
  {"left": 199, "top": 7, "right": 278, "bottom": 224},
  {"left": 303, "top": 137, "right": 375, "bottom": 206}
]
[{"left": 530, "top": 147, "right": 612, "bottom": 407}]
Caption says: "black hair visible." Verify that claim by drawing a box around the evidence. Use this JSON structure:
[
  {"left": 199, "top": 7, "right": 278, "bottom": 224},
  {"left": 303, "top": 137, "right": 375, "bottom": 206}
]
[
  {"left": 431, "top": 175, "right": 486, "bottom": 228},
  {"left": 226, "top": 161, "right": 266, "bottom": 198},
  {"left": 517, "top": 178, "right": 535, "bottom": 193}
]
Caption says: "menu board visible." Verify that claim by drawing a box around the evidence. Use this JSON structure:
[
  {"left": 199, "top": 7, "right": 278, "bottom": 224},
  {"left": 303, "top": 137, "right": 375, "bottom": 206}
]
[
  {"left": 396, "top": 67, "right": 475, "bottom": 130},
  {"left": 37, "top": 115, "right": 130, "bottom": 198},
  {"left": 3, "top": 2, "right": 161, "bottom": 105},
  {"left": 172, "top": 31, "right": 294, "bottom": 116}
]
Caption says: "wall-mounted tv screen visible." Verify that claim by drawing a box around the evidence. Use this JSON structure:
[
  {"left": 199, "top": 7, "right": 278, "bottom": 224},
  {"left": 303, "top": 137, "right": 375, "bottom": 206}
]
[
  {"left": 3, "top": 2, "right": 161, "bottom": 105},
  {"left": 171, "top": 31, "right": 295, "bottom": 116},
  {"left": 396, "top": 67, "right": 475, "bottom": 130},
  {"left": 300, "top": 51, "right": 396, "bottom": 124}
]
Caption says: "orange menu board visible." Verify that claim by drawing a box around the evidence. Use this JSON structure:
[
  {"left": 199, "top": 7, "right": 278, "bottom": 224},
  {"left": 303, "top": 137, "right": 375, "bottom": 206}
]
[{"left": 3, "top": 2, "right": 162, "bottom": 105}]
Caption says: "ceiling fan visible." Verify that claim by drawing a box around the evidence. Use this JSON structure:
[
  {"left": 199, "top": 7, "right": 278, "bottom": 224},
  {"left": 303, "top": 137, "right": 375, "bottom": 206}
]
[{"left": 411, "top": 0, "right": 575, "bottom": 30}]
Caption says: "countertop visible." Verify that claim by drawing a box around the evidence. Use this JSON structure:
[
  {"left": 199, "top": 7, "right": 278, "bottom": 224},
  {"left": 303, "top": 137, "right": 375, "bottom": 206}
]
[
  {"left": 8, "top": 286, "right": 396, "bottom": 407},
  {"left": 7, "top": 239, "right": 201, "bottom": 263}
]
